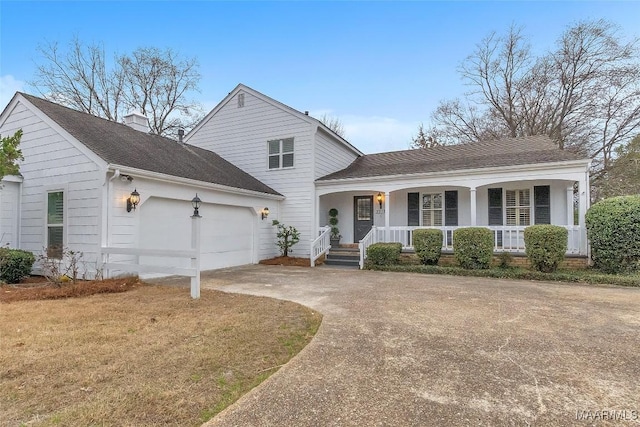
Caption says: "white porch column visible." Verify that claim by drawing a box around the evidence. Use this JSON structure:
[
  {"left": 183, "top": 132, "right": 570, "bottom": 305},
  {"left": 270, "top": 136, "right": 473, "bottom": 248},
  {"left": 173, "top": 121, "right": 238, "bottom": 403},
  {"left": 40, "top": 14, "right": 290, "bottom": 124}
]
[
  {"left": 470, "top": 187, "right": 477, "bottom": 226},
  {"left": 566, "top": 185, "right": 574, "bottom": 226},
  {"left": 578, "top": 176, "right": 588, "bottom": 255},
  {"left": 384, "top": 191, "right": 390, "bottom": 242}
]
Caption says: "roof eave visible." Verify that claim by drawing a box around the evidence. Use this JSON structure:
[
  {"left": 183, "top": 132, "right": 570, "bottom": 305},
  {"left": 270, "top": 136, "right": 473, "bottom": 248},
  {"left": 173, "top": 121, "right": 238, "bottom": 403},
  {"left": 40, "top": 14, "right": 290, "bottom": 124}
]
[
  {"left": 107, "top": 164, "right": 284, "bottom": 200},
  {"left": 316, "top": 158, "right": 592, "bottom": 185}
]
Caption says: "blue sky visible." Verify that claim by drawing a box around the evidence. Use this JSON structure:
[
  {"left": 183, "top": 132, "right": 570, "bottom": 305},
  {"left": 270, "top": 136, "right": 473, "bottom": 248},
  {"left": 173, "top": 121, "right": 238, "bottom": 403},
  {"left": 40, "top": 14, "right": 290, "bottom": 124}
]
[{"left": 1, "top": 1, "right": 639, "bottom": 153}]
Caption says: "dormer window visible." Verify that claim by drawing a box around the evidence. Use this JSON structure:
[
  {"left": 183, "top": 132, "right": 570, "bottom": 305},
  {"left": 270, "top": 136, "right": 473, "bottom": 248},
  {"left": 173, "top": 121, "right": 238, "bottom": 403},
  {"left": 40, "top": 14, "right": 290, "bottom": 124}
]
[{"left": 268, "top": 138, "right": 294, "bottom": 169}]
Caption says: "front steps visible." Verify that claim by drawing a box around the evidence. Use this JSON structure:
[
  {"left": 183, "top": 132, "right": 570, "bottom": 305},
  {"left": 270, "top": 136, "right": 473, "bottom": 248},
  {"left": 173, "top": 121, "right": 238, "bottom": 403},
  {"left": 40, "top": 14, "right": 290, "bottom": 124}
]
[{"left": 324, "top": 246, "right": 360, "bottom": 268}]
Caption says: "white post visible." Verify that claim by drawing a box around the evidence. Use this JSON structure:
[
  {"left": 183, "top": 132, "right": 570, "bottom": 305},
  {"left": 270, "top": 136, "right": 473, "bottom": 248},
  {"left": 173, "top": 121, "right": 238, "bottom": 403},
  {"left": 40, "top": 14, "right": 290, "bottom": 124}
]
[
  {"left": 470, "top": 187, "right": 477, "bottom": 226},
  {"left": 566, "top": 185, "right": 574, "bottom": 226},
  {"left": 190, "top": 213, "right": 201, "bottom": 299},
  {"left": 384, "top": 191, "right": 390, "bottom": 242},
  {"left": 310, "top": 238, "right": 315, "bottom": 267},
  {"left": 578, "top": 177, "right": 588, "bottom": 256}
]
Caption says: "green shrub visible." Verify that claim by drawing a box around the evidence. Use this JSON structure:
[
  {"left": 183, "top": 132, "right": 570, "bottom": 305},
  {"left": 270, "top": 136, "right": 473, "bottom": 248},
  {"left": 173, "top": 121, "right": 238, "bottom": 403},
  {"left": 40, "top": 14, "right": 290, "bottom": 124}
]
[
  {"left": 0, "top": 248, "right": 35, "bottom": 284},
  {"left": 413, "top": 229, "right": 442, "bottom": 265},
  {"left": 586, "top": 196, "right": 640, "bottom": 273},
  {"left": 328, "top": 208, "right": 340, "bottom": 239},
  {"left": 366, "top": 242, "right": 402, "bottom": 266},
  {"left": 366, "top": 264, "right": 640, "bottom": 287},
  {"left": 453, "top": 227, "right": 493, "bottom": 269},
  {"left": 497, "top": 252, "right": 513, "bottom": 269},
  {"left": 524, "top": 225, "right": 568, "bottom": 273}
]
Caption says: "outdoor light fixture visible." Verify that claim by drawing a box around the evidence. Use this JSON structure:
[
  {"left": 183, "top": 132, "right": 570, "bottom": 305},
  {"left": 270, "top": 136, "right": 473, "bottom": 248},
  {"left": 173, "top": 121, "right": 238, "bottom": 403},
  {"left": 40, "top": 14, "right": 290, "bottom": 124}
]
[
  {"left": 261, "top": 207, "right": 270, "bottom": 220},
  {"left": 377, "top": 192, "right": 383, "bottom": 209},
  {"left": 191, "top": 194, "right": 202, "bottom": 217},
  {"left": 126, "top": 189, "right": 140, "bottom": 212}
]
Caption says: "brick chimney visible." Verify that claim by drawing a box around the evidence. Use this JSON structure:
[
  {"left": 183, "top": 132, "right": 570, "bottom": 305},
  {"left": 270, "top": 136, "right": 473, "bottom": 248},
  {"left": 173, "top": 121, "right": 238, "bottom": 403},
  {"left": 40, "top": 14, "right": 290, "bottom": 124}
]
[{"left": 124, "top": 111, "right": 150, "bottom": 133}]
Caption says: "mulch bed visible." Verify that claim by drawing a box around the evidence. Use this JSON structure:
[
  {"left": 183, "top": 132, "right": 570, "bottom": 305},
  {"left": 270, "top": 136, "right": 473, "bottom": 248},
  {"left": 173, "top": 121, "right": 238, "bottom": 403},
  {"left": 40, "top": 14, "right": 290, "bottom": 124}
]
[
  {"left": 259, "top": 256, "right": 314, "bottom": 267},
  {"left": 1, "top": 277, "right": 142, "bottom": 303}
]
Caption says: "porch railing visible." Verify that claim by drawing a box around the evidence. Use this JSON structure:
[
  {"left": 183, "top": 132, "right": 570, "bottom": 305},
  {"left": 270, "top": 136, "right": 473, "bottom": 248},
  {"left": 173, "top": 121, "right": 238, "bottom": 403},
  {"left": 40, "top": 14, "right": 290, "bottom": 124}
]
[
  {"left": 374, "top": 225, "right": 585, "bottom": 255},
  {"left": 310, "top": 226, "right": 331, "bottom": 267},
  {"left": 358, "top": 226, "right": 378, "bottom": 269}
]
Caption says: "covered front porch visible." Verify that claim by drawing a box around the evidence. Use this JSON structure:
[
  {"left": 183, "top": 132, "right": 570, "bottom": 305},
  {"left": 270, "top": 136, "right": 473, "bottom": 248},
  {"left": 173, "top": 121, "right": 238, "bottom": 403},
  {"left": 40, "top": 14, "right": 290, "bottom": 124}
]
[{"left": 311, "top": 163, "right": 591, "bottom": 266}]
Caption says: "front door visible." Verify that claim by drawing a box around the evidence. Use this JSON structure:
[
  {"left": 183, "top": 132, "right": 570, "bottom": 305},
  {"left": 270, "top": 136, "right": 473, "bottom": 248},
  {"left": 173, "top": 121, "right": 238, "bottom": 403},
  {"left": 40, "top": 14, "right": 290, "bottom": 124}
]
[{"left": 354, "top": 196, "right": 374, "bottom": 242}]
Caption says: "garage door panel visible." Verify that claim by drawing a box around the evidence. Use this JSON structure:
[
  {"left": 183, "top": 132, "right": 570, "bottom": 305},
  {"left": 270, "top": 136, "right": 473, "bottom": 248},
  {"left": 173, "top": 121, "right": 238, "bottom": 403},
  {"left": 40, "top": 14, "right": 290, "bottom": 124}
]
[{"left": 139, "top": 198, "right": 254, "bottom": 273}]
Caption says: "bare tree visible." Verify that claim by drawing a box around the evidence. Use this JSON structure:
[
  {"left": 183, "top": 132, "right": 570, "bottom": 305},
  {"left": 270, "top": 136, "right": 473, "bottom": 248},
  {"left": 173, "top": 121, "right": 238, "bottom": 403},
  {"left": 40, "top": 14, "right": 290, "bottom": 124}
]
[
  {"left": 425, "top": 19, "right": 640, "bottom": 182},
  {"left": 319, "top": 113, "right": 346, "bottom": 138},
  {"left": 411, "top": 123, "right": 443, "bottom": 148},
  {"left": 32, "top": 37, "right": 204, "bottom": 137}
]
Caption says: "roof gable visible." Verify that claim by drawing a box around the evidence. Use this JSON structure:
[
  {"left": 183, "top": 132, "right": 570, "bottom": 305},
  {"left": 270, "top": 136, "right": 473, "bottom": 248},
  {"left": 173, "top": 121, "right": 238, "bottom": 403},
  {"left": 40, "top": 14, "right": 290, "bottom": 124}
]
[
  {"left": 185, "top": 83, "right": 363, "bottom": 156},
  {"left": 17, "top": 93, "right": 281, "bottom": 196},
  {"left": 318, "top": 136, "right": 590, "bottom": 181}
]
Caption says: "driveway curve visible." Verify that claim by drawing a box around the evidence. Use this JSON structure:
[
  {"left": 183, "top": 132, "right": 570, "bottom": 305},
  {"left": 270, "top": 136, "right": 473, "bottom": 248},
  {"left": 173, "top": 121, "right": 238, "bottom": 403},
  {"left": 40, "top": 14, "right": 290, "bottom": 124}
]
[{"left": 191, "top": 265, "right": 640, "bottom": 426}]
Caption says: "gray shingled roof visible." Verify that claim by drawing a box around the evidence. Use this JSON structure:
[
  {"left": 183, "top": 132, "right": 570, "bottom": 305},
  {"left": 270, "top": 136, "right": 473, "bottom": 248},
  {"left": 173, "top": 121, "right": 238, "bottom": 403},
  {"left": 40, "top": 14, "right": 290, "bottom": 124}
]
[
  {"left": 318, "top": 135, "right": 588, "bottom": 181},
  {"left": 21, "top": 93, "right": 281, "bottom": 196}
]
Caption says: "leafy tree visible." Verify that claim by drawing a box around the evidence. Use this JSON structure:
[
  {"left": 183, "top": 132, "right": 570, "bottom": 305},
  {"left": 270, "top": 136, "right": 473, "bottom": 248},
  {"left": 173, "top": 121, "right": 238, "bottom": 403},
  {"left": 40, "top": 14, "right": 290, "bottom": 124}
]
[
  {"left": 0, "top": 130, "right": 23, "bottom": 180},
  {"left": 32, "top": 37, "right": 204, "bottom": 138},
  {"left": 422, "top": 20, "right": 640, "bottom": 182},
  {"left": 595, "top": 134, "right": 640, "bottom": 199},
  {"left": 319, "top": 113, "right": 346, "bottom": 138},
  {"left": 271, "top": 220, "right": 300, "bottom": 257}
]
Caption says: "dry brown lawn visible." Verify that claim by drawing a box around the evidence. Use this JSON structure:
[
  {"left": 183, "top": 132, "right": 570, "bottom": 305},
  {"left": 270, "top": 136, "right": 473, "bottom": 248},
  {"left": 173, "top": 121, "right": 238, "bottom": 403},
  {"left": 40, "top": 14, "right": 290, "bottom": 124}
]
[{"left": 0, "top": 284, "right": 321, "bottom": 426}]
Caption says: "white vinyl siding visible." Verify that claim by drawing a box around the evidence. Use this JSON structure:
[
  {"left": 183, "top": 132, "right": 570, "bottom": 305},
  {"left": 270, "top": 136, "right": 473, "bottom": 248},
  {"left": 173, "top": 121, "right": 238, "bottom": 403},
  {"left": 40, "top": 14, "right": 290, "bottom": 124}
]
[
  {"left": 47, "top": 191, "right": 64, "bottom": 258},
  {"left": 314, "top": 129, "right": 360, "bottom": 179},
  {"left": 268, "top": 138, "right": 294, "bottom": 169},
  {"left": 0, "top": 181, "right": 20, "bottom": 247},
  {"left": 186, "top": 90, "right": 315, "bottom": 256},
  {"left": 506, "top": 189, "right": 531, "bottom": 226},
  {"left": 422, "top": 193, "right": 443, "bottom": 226},
  {"left": 0, "top": 100, "right": 104, "bottom": 269}
]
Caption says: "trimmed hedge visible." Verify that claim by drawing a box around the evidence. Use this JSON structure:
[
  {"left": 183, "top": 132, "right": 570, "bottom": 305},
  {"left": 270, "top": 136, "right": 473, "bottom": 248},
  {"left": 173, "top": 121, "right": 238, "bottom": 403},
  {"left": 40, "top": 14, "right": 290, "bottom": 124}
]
[
  {"left": 366, "top": 264, "right": 640, "bottom": 287},
  {"left": 586, "top": 196, "right": 640, "bottom": 273},
  {"left": 452, "top": 227, "right": 493, "bottom": 269},
  {"left": 524, "top": 225, "right": 568, "bottom": 273},
  {"left": 0, "top": 248, "right": 35, "bottom": 284},
  {"left": 366, "top": 242, "right": 402, "bottom": 266},
  {"left": 413, "top": 229, "right": 442, "bottom": 265}
]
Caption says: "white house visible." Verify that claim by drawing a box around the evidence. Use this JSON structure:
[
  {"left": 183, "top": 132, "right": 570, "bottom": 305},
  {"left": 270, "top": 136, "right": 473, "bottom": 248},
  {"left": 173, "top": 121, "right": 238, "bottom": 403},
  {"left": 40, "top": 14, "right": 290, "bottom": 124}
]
[
  {"left": 0, "top": 84, "right": 591, "bottom": 276},
  {"left": 0, "top": 91, "right": 284, "bottom": 277}
]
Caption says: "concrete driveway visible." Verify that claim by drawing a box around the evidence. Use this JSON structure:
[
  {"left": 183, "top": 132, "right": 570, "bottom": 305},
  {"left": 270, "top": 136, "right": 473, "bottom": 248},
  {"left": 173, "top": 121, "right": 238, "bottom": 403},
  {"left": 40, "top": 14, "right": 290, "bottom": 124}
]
[{"left": 183, "top": 265, "right": 640, "bottom": 426}]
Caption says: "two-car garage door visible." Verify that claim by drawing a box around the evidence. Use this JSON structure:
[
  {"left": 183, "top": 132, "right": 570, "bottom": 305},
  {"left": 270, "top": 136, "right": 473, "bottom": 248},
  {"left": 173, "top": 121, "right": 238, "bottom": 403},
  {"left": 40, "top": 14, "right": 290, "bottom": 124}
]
[{"left": 139, "top": 198, "right": 254, "bottom": 272}]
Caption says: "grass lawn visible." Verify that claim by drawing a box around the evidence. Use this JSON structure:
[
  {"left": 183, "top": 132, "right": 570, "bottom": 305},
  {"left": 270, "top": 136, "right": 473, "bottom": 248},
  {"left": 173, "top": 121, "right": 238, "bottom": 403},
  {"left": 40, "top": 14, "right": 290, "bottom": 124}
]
[{"left": 0, "top": 283, "right": 321, "bottom": 426}]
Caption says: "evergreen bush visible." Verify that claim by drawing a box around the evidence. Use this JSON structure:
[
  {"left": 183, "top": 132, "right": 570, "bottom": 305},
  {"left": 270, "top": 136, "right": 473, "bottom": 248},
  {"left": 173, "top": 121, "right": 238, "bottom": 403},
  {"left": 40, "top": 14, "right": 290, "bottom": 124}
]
[
  {"left": 452, "top": 227, "right": 493, "bottom": 269},
  {"left": 366, "top": 243, "right": 402, "bottom": 266},
  {"left": 586, "top": 196, "right": 640, "bottom": 273},
  {"left": 524, "top": 225, "right": 568, "bottom": 273},
  {"left": 0, "top": 248, "right": 35, "bottom": 284},
  {"left": 413, "top": 229, "right": 443, "bottom": 265}
]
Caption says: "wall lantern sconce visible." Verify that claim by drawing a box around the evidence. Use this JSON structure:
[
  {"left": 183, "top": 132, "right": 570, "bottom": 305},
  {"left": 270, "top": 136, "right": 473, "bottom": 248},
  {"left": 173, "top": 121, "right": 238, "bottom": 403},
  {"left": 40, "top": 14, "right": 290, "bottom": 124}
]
[
  {"left": 126, "top": 189, "right": 140, "bottom": 212},
  {"left": 192, "top": 194, "right": 202, "bottom": 217},
  {"left": 376, "top": 192, "right": 383, "bottom": 209},
  {"left": 261, "top": 207, "right": 270, "bottom": 220}
]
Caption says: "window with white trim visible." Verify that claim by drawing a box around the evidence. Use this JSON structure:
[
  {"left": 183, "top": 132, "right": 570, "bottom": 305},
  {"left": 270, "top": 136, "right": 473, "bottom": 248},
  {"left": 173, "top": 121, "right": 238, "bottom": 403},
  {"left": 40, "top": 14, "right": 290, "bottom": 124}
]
[
  {"left": 47, "top": 191, "right": 64, "bottom": 258},
  {"left": 506, "top": 189, "right": 530, "bottom": 226},
  {"left": 422, "top": 193, "right": 443, "bottom": 226},
  {"left": 268, "top": 138, "right": 294, "bottom": 169}
]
